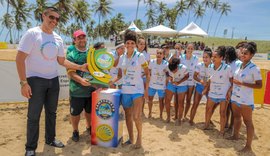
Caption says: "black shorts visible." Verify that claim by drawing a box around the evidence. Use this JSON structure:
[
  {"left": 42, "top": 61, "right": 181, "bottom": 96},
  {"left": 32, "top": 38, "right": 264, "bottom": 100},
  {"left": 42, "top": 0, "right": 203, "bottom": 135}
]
[{"left": 70, "top": 96, "right": 92, "bottom": 116}]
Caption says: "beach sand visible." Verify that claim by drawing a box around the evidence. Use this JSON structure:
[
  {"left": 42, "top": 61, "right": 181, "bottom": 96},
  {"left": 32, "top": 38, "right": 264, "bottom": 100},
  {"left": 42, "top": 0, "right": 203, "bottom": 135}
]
[
  {"left": 0, "top": 101, "right": 270, "bottom": 156},
  {"left": 1, "top": 49, "right": 270, "bottom": 156}
]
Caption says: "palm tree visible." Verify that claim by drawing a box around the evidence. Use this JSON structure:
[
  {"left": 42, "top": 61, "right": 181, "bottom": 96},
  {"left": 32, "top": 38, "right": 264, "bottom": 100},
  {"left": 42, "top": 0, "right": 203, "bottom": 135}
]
[
  {"left": 206, "top": 0, "right": 220, "bottom": 33},
  {"left": 73, "top": 0, "right": 91, "bottom": 27},
  {"left": 134, "top": 19, "right": 145, "bottom": 30},
  {"left": 201, "top": 0, "right": 213, "bottom": 26},
  {"left": 213, "top": 2, "right": 231, "bottom": 36},
  {"left": 93, "top": 0, "right": 113, "bottom": 38},
  {"left": 175, "top": 0, "right": 186, "bottom": 29},
  {"left": 145, "top": 8, "right": 156, "bottom": 28},
  {"left": 2, "top": 13, "right": 14, "bottom": 43},
  {"left": 53, "top": 0, "right": 73, "bottom": 24},
  {"left": 144, "top": 0, "right": 157, "bottom": 28},
  {"left": 165, "top": 8, "right": 178, "bottom": 29},
  {"left": 33, "top": 0, "right": 49, "bottom": 23},
  {"left": 194, "top": 4, "right": 205, "bottom": 25},
  {"left": 135, "top": 0, "right": 142, "bottom": 21},
  {"left": 185, "top": 0, "right": 198, "bottom": 25},
  {"left": 156, "top": 2, "right": 167, "bottom": 25},
  {"left": 12, "top": 0, "right": 32, "bottom": 43}
]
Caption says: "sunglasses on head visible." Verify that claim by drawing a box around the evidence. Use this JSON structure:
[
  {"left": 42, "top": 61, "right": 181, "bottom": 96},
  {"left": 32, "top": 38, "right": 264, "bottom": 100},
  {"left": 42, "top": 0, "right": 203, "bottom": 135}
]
[{"left": 48, "top": 15, "right": 60, "bottom": 22}]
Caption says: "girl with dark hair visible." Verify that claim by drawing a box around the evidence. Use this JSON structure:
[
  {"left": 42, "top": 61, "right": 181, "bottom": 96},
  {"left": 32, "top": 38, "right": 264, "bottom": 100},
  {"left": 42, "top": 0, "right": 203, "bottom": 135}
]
[
  {"left": 110, "top": 29, "right": 150, "bottom": 149},
  {"left": 180, "top": 43, "right": 199, "bottom": 120},
  {"left": 229, "top": 42, "right": 262, "bottom": 153},
  {"left": 203, "top": 48, "right": 233, "bottom": 136},
  {"left": 165, "top": 58, "right": 189, "bottom": 125},
  {"left": 137, "top": 37, "right": 150, "bottom": 116},
  {"left": 148, "top": 49, "right": 168, "bottom": 119},
  {"left": 224, "top": 46, "right": 242, "bottom": 130},
  {"left": 189, "top": 48, "right": 212, "bottom": 125}
]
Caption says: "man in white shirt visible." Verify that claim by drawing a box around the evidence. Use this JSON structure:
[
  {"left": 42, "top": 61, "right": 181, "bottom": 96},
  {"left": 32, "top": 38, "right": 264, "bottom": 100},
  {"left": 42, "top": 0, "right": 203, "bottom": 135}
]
[{"left": 16, "top": 7, "right": 88, "bottom": 156}]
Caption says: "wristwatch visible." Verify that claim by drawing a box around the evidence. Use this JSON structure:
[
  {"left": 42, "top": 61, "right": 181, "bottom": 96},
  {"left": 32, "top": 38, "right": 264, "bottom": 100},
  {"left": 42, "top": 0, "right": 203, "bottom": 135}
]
[{"left": 20, "top": 80, "right": 28, "bottom": 87}]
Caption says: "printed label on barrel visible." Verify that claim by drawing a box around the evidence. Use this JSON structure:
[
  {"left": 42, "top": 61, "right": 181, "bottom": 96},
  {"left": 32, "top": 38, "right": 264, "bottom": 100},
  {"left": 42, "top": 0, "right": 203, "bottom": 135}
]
[
  {"left": 96, "top": 99, "right": 115, "bottom": 119},
  {"left": 96, "top": 124, "right": 114, "bottom": 142}
]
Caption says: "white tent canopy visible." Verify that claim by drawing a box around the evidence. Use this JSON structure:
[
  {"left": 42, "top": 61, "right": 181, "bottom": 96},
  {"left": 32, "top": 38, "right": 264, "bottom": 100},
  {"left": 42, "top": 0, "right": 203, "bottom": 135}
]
[
  {"left": 178, "top": 22, "right": 208, "bottom": 37},
  {"left": 142, "top": 25, "right": 178, "bottom": 37},
  {"left": 120, "top": 21, "right": 142, "bottom": 34}
]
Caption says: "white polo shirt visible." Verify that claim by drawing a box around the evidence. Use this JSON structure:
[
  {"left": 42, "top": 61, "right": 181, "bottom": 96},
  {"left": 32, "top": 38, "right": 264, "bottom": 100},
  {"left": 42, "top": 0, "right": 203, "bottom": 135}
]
[
  {"left": 18, "top": 26, "right": 65, "bottom": 79},
  {"left": 208, "top": 62, "right": 232, "bottom": 99},
  {"left": 168, "top": 64, "right": 188, "bottom": 86},
  {"left": 117, "top": 51, "right": 147, "bottom": 94},
  {"left": 194, "top": 62, "right": 210, "bottom": 85},
  {"left": 231, "top": 61, "right": 262, "bottom": 105},
  {"left": 229, "top": 59, "right": 242, "bottom": 73},
  {"left": 180, "top": 54, "right": 199, "bottom": 86},
  {"left": 149, "top": 59, "right": 168, "bottom": 90}
]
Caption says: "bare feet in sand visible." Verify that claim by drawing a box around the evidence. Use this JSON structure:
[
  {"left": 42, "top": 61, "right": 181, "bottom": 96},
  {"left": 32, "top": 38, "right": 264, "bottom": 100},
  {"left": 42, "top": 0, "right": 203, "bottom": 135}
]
[
  {"left": 239, "top": 146, "right": 253, "bottom": 153},
  {"left": 148, "top": 113, "right": 152, "bottom": 119},
  {"left": 189, "top": 120, "right": 195, "bottom": 126},
  {"left": 226, "top": 136, "right": 239, "bottom": 140},
  {"left": 175, "top": 119, "right": 182, "bottom": 126},
  {"left": 165, "top": 117, "right": 170, "bottom": 123}
]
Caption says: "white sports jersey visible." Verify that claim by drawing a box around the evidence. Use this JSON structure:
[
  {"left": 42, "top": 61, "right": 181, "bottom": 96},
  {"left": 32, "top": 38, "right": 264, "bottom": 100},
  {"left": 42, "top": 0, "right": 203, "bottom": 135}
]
[
  {"left": 231, "top": 61, "right": 262, "bottom": 105},
  {"left": 168, "top": 64, "right": 188, "bottom": 86},
  {"left": 208, "top": 62, "right": 232, "bottom": 99},
  {"left": 228, "top": 59, "right": 242, "bottom": 74},
  {"left": 18, "top": 26, "right": 65, "bottom": 79},
  {"left": 194, "top": 62, "right": 210, "bottom": 85},
  {"left": 180, "top": 54, "right": 199, "bottom": 86},
  {"left": 109, "top": 50, "right": 122, "bottom": 85},
  {"left": 149, "top": 59, "right": 168, "bottom": 90},
  {"left": 117, "top": 51, "right": 147, "bottom": 94}
]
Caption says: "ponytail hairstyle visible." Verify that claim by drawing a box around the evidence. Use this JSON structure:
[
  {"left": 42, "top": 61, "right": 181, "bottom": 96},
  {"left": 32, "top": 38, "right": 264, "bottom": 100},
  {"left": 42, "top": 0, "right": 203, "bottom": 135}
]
[
  {"left": 203, "top": 47, "right": 212, "bottom": 58},
  {"left": 169, "top": 58, "right": 180, "bottom": 72},
  {"left": 215, "top": 46, "right": 226, "bottom": 59},
  {"left": 225, "top": 46, "right": 237, "bottom": 64},
  {"left": 243, "top": 42, "right": 257, "bottom": 55}
]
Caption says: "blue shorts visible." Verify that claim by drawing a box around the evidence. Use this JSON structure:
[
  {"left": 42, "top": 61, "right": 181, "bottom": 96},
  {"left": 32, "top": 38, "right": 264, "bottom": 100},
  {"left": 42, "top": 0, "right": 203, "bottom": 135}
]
[
  {"left": 209, "top": 97, "right": 226, "bottom": 104},
  {"left": 148, "top": 87, "right": 165, "bottom": 98},
  {"left": 231, "top": 101, "right": 254, "bottom": 111},
  {"left": 167, "top": 82, "right": 188, "bottom": 93},
  {"left": 121, "top": 93, "right": 144, "bottom": 108},
  {"left": 195, "top": 84, "right": 204, "bottom": 95}
]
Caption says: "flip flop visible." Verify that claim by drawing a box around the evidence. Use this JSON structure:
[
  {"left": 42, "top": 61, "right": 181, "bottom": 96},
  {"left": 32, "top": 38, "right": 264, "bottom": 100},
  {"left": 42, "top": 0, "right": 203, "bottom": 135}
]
[{"left": 122, "top": 140, "right": 132, "bottom": 146}]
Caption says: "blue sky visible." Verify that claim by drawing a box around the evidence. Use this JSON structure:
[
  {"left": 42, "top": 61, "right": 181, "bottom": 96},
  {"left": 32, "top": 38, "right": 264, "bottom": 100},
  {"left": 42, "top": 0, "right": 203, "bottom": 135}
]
[{"left": 1, "top": 0, "right": 270, "bottom": 41}]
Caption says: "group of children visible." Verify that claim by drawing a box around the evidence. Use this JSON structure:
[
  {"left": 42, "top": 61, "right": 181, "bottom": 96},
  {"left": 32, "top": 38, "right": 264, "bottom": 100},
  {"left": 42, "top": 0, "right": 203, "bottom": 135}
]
[{"left": 109, "top": 30, "right": 262, "bottom": 152}]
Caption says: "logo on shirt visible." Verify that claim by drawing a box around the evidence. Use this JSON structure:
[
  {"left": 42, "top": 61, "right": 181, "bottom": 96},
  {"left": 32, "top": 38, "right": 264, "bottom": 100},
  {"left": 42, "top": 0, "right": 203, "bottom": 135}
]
[{"left": 96, "top": 99, "right": 115, "bottom": 120}]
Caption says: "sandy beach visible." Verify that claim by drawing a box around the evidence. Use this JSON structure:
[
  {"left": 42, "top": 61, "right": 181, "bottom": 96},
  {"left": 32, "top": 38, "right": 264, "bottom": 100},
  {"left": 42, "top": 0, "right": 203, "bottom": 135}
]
[
  {"left": 1, "top": 49, "right": 270, "bottom": 156},
  {"left": 0, "top": 101, "right": 270, "bottom": 156}
]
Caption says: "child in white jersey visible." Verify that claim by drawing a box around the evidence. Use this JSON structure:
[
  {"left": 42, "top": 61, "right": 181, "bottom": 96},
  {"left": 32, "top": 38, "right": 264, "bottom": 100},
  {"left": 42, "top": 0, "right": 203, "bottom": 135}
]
[
  {"left": 180, "top": 43, "right": 199, "bottom": 120},
  {"left": 203, "top": 48, "right": 233, "bottom": 136},
  {"left": 148, "top": 49, "right": 168, "bottom": 119},
  {"left": 189, "top": 48, "right": 212, "bottom": 125},
  {"left": 228, "top": 42, "right": 262, "bottom": 153},
  {"left": 137, "top": 37, "right": 150, "bottom": 116},
  {"left": 110, "top": 30, "right": 149, "bottom": 149},
  {"left": 165, "top": 58, "right": 189, "bottom": 125}
]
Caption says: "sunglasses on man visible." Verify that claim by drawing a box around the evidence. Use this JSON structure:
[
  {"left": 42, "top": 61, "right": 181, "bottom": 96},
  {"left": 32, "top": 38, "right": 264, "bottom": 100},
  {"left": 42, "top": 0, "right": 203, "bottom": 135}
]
[{"left": 48, "top": 15, "right": 60, "bottom": 22}]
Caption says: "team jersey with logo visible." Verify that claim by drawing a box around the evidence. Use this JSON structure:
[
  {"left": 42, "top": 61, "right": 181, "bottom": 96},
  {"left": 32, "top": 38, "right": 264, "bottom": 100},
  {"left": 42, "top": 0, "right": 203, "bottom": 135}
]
[
  {"left": 194, "top": 62, "right": 210, "bottom": 85},
  {"left": 66, "top": 45, "right": 95, "bottom": 97},
  {"left": 231, "top": 61, "right": 262, "bottom": 105},
  {"left": 168, "top": 64, "right": 188, "bottom": 86},
  {"left": 208, "top": 62, "right": 232, "bottom": 99},
  {"left": 117, "top": 51, "right": 147, "bottom": 94},
  {"left": 149, "top": 59, "right": 168, "bottom": 90},
  {"left": 180, "top": 54, "right": 199, "bottom": 86}
]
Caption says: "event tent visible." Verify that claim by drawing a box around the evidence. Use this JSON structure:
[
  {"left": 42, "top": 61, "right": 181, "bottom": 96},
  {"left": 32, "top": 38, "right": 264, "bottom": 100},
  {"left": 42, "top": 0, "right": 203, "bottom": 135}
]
[
  {"left": 142, "top": 25, "right": 178, "bottom": 37},
  {"left": 120, "top": 21, "right": 142, "bottom": 34},
  {"left": 178, "top": 22, "right": 208, "bottom": 37}
]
